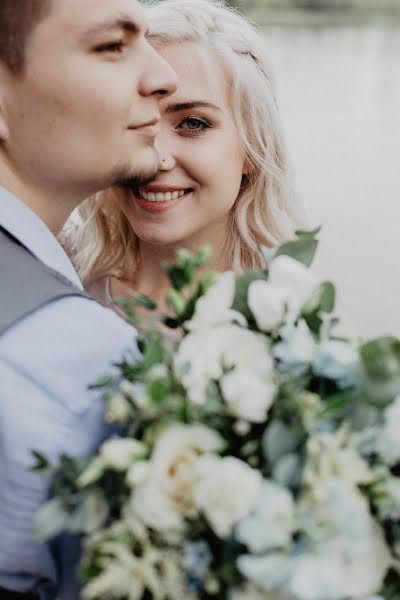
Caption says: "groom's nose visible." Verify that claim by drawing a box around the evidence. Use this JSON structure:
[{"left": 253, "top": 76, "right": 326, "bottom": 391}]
[{"left": 138, "top": 43, "right": 178, "bottom": 99}]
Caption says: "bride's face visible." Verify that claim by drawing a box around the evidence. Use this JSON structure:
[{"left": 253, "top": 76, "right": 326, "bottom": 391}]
[{"left": 116, "top": 40, "right": 247, "bottom": 250}]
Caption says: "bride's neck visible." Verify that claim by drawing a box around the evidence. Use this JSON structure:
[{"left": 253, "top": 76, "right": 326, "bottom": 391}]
[{"left": 132, "top": 235, "right": 230, "bottom": 303}]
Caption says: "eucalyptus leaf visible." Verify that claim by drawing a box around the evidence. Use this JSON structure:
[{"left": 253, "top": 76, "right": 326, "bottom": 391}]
[
  {"left": 232, "top": 269, "right": 267, "bottom": 319},
  {"left": 360, "top": 337, "right": 400, "bottom": 382},
  {"left": 262, "top": 420, "right": 305, "bottom": 466},
  {"left": 274, "top": 228, "right": 321, "bottom": 267},
  {"left": 272, "top": 453, "right": 302, "bottom": 489},
  {"left": 33, "top": 497, "right": 72, "bottom": 542}
]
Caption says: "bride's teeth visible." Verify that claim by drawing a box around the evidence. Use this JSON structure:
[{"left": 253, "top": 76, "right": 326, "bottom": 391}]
[{"left": 139, "top": 189, "right": 190, "bottom": 202}]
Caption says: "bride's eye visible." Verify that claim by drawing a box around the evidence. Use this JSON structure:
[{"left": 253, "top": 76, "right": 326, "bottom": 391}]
[{"left": 177, "top": 117, "right": 210, "bottom": 134}]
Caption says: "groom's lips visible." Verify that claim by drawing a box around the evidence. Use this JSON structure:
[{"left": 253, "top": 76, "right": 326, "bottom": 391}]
[{"left": 128, "top": 116, "right": 161, "bottom": 136}]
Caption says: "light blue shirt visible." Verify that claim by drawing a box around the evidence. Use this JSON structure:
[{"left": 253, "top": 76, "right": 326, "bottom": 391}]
[{"left": 0, "top": 189, "right": 138, "bottom": 598}]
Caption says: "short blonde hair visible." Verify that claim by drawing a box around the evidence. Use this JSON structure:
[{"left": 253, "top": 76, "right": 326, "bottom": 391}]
[{"left": 76, "top": 0, "right": 305, "bottom": 286}]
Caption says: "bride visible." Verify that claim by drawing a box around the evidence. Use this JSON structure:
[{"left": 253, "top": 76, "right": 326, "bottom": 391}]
[{"left": 69, "top": 0, "right": 305, "bottom": 313}]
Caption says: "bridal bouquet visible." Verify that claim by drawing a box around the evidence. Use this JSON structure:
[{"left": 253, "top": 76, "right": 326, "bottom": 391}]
[{"left": 34, "top": 231, "right": 400, "bottom": 600}]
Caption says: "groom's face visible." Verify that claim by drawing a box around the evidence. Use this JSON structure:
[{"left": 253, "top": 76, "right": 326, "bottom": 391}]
[{"left": 2, "top": 0, "right": 177, "bottom": 196}]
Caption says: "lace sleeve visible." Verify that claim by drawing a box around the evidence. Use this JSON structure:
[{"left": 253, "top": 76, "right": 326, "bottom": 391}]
[{"left": 58, "top": 217, "right": 81, "bottom": 264}]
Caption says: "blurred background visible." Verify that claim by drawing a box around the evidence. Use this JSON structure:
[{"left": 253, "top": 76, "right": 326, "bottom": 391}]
[{"left": 230, "top": 0, "right": 400, "bottom": 338}]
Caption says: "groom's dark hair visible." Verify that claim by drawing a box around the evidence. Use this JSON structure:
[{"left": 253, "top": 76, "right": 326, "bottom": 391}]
[{"left": 0, "top": 0, "right": 51, "bottom": 74}]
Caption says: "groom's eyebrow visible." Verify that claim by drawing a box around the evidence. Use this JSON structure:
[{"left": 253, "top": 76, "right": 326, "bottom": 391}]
[
  {"left": 81, "top": 13, "right": 146, "bottom": 41},
  {"left": 164, "top": 101, "right": 221, "bottom": 114}
]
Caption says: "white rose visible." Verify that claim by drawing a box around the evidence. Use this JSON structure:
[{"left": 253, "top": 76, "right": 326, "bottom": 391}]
[
  {"left": 237, "top": 552, "right": 293, "bottom": 592},
  {"left": 175, "top": 325, "right": 274, "bottom": 406},
  {"left": 186, "top": 272, "right": 246, "bottom": 330},
  {"left": 248, "top": 280, "right": 287, "bottom": 332},
  {"left": 132, "top": 424, "right": 223, "bottom": 532},
  {"left": 100, "top": 438, "right": 147, "bottom": 471},
  {"left": 221, "top": 370, "right": 275, "bottom": 423},
  {"left": 291, "top": 479, "right": 390, "bottom": 600},
  {"left": 378, "top": 395, "right": 400, "bottom": 466},
  {"left": 236, "top": 479, "right": 295, "bottom": 552},
  {"left": 248, "top": 257, "right": 318, "bottom": 333},
  {"left": 194, "top": 456, "right": 262, "bottom": 538},
  {"left": 268, "top": 255, "right": 318, "bottom": 313},
  {"left": 274, "top": 320, "right": 316, "bottom": 376},
  {"left": 313, "top": 340, "right": 360, "bottom": 389}
]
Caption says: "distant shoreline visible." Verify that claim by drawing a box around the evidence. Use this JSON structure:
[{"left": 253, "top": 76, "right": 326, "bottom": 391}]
[{"left": 244, "top": 7, "right": 400, "bottom": 26}]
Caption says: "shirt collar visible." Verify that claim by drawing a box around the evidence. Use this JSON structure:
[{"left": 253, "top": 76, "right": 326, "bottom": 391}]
[{"left": 0, "top": 187, "right": 83, "bottom": 289}]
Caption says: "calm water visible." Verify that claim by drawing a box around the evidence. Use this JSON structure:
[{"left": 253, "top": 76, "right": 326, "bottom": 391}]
[{"left": 262, "top": 25, "right": 400, "bottom": 338}]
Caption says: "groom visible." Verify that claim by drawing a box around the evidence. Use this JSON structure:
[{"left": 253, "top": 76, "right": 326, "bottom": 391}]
[{"left": 0, "top": 0, "right": 177, "bottom": 598}]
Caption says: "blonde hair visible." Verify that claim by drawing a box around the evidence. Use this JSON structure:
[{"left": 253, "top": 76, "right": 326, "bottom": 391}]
[{"left": 76, "top": 0, "right": 305, "bottom": 286}]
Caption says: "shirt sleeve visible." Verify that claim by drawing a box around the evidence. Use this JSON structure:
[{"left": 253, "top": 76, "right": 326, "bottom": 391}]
[{"left": 0, "top": 296, "right": 138, "bottom": 594}]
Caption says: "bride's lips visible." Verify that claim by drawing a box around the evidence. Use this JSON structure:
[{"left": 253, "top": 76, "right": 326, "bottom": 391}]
[{"left": 132, "top": 185, "right": 193, "bottom": 214}]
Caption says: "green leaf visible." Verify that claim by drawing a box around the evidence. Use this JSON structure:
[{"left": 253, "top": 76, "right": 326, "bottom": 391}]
[
  {"left": 360, "top": 337, "right": 400, "bottom": 381},
  {"left": 166, "top": 288, "right": 187, "bottom": 316},
  {"left": 360, "top": 337, "right": 400, "bottom": 406},
  {"left": 303, "top": 281, "right": 336, "bottom": 315},
  {"left": 232, "top": 269, "right": 267, "bottom": 319},
  {"left": 31, "top": 450, "right": 53, "bottom": 473},
  {"left": 274, "top": 227, "right": 321, "bottom": 267},
  {"left": 89, "top": 374, "right": 114, "bottom": 390}
]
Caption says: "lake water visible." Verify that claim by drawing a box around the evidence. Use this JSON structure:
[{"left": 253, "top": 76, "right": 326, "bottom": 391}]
[{"left": 261, "top": 24, "right": 400, "bottom": 338}]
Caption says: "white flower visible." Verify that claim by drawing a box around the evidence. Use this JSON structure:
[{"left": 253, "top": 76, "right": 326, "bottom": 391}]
[
  {"left": 221, "top": 369, "right": 275, "bottom": 423},
  {"left": 126, "top": 460, "right": 150, "bottom": 488},
  {"left": 105, "top": 393, "right": 131, "bottom": 423},
  {"left": 377, "top": 395, "right": 400, "bottom": 466},
  {"left": 236, "top": 479, "right": 295, "bottom": 552},
  {"left": 185, "top": 272, "right": 246, "bottom": 330},
  {"left": 132, "top": 424, "right": 223, "bottom": 532},
  {"left": 237, "top": 552, "right": 293, "bottom": 592},
  {"left": 174, "top": 324, "right": 274, "bottom": 407},
  {"left": 239, "top": 478, "right": 390, "bottom": 600},
  {"left": 194, "top": 456, "right": 262, "bottom": 538},
  {"left": 248, "top": 256, "right": 318, "bottom": 332},
  {"left": 303, "top": 429, "right": 374, "bottom": 491},
  {"left": 290, "top": 479, "right": 390, "bottom": 600},
  {"left": 100, "top": 438, "right": 147, "bottom": 471},
  {"left": 274, "top": 320, "right": 316, "bottom": 376},
  {"left": 313, "top": 340, "right": 360, "bottom": 389},
  {"left": 248, "top": 280, "right": 287, "bottom": 331}
]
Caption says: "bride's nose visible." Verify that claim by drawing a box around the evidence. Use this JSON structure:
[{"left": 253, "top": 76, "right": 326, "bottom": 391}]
[
  {"left": 158, "top": 154, "right": 176, "bottom": 171},
  {"left": 155, "top": 131, "right": 176, "bottom": 171}
]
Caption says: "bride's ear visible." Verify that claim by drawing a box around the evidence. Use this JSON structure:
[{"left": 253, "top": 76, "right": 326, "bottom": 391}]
[{"left": 242, "top": 159, "right": 252, "bottom": 176}]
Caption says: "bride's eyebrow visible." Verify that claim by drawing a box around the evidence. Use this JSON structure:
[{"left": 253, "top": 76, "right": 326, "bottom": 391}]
[{"left": 164, "top": 101, "right": 221, "bottom": 114}]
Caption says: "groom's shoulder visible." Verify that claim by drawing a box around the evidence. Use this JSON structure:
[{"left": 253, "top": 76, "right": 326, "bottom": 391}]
[{"left": 0, "top": 295, "right": 137, "bottom": 413}]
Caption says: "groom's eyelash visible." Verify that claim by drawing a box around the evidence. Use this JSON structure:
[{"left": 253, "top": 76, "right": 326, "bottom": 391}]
[{"left": 94, "top": 39, "right": 125, "bottom": 53}]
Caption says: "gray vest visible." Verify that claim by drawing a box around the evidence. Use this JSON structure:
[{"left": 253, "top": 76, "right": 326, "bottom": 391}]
[{"left": 0, "top": 226, "right": 89, "bottom": 338}]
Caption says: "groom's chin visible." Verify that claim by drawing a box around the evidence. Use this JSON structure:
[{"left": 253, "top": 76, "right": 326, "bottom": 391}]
[{"left": 112, "top": 152, "right": 158, "bottom": 190}]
